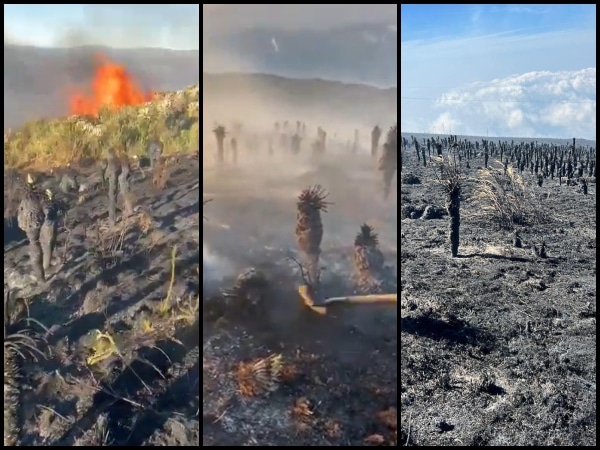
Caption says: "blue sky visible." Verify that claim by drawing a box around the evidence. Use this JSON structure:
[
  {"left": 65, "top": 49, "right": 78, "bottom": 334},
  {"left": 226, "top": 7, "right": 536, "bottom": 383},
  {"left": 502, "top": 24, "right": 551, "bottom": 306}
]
[
  {"left": 4, "top": 4, "right": 199, "bottom": 50},
  {"left": 401, "top": 4, "right": 596, "bottom": 139}
]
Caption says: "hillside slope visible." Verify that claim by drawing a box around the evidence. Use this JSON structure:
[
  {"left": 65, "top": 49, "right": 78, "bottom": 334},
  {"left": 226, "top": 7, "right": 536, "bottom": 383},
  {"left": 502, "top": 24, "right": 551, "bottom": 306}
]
[
  {"left": 203, "top": 72, "right": 397, "bottom": 129},
  {"left": 4, "top": 80, "right": 200, "bottom": 444}
]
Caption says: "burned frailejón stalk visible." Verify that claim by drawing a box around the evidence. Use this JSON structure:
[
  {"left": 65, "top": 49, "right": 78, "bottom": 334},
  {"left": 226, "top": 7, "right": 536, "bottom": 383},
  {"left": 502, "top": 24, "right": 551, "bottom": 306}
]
[{"left": 295, "top": 185, "right": 330, "bottom": 286}]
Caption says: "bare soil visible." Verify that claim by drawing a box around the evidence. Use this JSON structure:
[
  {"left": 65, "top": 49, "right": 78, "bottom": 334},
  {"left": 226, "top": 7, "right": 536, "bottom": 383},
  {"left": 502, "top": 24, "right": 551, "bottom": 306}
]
[
  {"left": 4, "top": 155, "right": 199, "bottom": 446},
  {"left": 400, "top": 136, "right": 596, "bottom": 446},
  {"left": 202, "top": 149, "right": 398, "bottom": 446}
]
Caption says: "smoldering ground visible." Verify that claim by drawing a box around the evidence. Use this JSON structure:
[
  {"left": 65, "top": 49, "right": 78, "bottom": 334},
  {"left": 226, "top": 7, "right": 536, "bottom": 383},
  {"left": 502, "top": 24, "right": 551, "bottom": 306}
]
[
  {"left": 400, "top": 133, "right": 596, "bottom": 446},
  {"left": 202, "top": 72, "right": 398, "bottom": 445}
]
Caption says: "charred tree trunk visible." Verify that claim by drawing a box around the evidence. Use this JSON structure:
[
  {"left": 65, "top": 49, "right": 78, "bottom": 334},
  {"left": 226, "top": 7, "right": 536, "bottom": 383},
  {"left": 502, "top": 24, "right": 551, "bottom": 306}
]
[{"left": 446, "top": 187, "right": 461, "bottom": 257}]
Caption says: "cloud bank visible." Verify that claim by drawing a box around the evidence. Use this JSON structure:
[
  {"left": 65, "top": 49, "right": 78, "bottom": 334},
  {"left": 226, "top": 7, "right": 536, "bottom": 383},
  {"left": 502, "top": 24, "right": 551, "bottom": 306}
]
[
  {"left": 430, "top": 68, "right": 596, "bottom": 140},
  {"left": 401, "top": 28, "right": 596, "bottom": 139}
]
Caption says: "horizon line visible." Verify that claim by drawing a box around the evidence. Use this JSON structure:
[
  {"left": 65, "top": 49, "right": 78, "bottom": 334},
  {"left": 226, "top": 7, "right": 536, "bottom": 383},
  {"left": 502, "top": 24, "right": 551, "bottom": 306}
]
[
  {"left": 203, "top": 71, "right": 397, "bottom": 90},
  {"left": 400, "top": 131, "right": 596, "bottom": 142},
  {"left": 5, "top": 42, "right": 199, "bottom": 51}
]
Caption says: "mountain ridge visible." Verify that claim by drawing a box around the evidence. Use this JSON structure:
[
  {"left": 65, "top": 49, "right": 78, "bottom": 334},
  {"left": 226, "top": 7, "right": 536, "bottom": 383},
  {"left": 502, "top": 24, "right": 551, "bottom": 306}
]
[
  {"left": 202, "top": 72, "right": 397, "bottom": 128},
  {"left": 203, "top": 23, "right": 397, "bottom": 87}
]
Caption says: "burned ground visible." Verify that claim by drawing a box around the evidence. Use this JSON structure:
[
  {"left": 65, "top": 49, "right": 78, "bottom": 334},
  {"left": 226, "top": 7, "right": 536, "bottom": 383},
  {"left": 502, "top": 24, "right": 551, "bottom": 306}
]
[
  {"left": 203, "top": 148, "right": 398, "bottom": 446},
  {"left": 4, "top": 155, "right": 199, "bottom": 446},
  {"left": 400, "top": 135, "right": 596, "bottom": 446}
]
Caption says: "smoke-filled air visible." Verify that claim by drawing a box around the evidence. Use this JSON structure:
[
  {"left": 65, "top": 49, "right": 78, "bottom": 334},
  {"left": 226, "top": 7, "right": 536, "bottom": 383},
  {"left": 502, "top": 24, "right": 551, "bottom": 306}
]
[{"left": 202, "top": 4, "right": 398, "bottom": 446}]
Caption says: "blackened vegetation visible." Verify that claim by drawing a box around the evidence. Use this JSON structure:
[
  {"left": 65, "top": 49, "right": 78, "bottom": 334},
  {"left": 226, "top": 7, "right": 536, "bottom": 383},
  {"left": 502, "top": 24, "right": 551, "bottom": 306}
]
[
  {"left": 16, "top": 176, "right": 47, "bottom": 281},
  {"left": 100, "top": 149, "right": 136, "bottom": 225},
  {"left": 401, "top": 133, "right": 596, "bottom": 446},
  {"left": 295, "top": 185, "right": 331, "bottom": 287},
  {"left": 4, "top": 289, "right": 48, "bottom": 446},
  {"left": 434, "top": 155, "right": 463, "bottom": 257},
  {"left": 378, "top": 125, "right": 398, "bottom": 200},
  {"left": 353, "top": 224, "right": 385, "bottom": 292},
  {"left": 4, "top": 154, "right": 200, "bottom": 446},
  {"left": 213, "top": 125, "right": 227, "bottom": 165},
  {"left": 371, "top": 125, "right": 382, "bottom": 158},
  {"left": 203, "top": 198, "right": 212, "bottom": 221},
  {"left": 203, "top": 132, "right": 398, "bottom": 445}
]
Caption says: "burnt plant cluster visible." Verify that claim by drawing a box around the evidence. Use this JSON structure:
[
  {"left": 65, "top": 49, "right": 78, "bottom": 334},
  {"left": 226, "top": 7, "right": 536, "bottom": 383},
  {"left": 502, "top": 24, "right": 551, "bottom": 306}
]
[
  {"left": 353, "top": 224, "right": 386, "bottom": 292},
  {"left": 402, "top": 134, "right": 595, "bottom": 242},
  {"left": 295, "top": 185, "right": 331, "bottom": 287},
  {"left": 6, "top": 153, "right": 200, "bottom": 445},
  {"left": 378, "top": 124, "right": 398, "bottom": 200},
  {"left": 292, "top": 186, "right": 395, "bottom": 295},
  {"left": 406, "top": 135, "right": 595, "bottom": 187},
  {"left": 434, "top": 155, "right": 463, "bottom": 257},
  {"left": 208, "top": 120, "right": 397, "bottom": 201}
]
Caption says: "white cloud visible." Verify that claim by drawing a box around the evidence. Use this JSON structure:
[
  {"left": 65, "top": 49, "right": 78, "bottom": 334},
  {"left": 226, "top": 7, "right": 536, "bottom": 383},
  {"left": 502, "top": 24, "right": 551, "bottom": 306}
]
[
  {"left": 505, "top": 5, "right": 549, "bottom": 15},
  {"left": 432, "top": 68, "right": 596, "bottom": 139},
  {"left": 401, "top": 28, "right": 596, "bottom": 139},
  {"left": 507, "top": 109, "right": 524, "bottom": 128}
]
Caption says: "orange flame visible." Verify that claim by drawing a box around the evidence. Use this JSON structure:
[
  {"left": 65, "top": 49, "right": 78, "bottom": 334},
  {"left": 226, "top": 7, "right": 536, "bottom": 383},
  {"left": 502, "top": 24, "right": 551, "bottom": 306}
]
[{"left": 69, "top": 54, "right": 153, "bottom": 116}]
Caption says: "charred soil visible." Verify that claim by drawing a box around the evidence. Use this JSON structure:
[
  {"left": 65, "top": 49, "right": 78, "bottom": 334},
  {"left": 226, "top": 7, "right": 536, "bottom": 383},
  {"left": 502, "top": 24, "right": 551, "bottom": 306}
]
[
  {"left": 400, "top": 137, "right": 596, "bottom": 446},
  {"left": 203, "top": 150, "right": 398, "bottom": 446},
  {"left": 4, "top": 154, "right": 200, "bottom": 446}
]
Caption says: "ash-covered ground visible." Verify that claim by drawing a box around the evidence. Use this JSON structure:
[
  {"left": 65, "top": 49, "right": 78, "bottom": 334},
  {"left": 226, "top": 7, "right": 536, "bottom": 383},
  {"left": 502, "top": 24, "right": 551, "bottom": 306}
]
[
  {"left": 203, "top": 136, "right": 398, "bottom": 446},
  {"left": 400, "top": 134, "right": 596, "bottom": 446},
  {"left": 4, "top": 155, "right": 199, "bottom": 446}
]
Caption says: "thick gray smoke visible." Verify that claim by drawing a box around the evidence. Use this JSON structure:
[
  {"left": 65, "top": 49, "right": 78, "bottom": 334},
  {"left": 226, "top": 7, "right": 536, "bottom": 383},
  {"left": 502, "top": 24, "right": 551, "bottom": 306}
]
[
  {"left": 203, "top": 242, "right": 235, "bottom": 284},
  {"left": 203, "top": 4, "right": 397, "bottom": 34},
  {"left": 203, "top": 5, "right": 397, "bottom": 87},
  {"left": 4, "top": 5, "right": 199, "bottom": 130}
]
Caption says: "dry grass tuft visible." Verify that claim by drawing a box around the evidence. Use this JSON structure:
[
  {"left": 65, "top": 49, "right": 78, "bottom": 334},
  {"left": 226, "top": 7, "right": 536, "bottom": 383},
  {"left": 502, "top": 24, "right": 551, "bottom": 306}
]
[
  {"left": 377, "top": 406, "right": 397, "bottom": 430},
  {"left": 473, "top": 163, "right": 550, "bottom": 229},
  {"left": 236, "top": 353, "right": 284, "bottom": 397},
  {"left": 4, "top": 85, "right": 199, "bottom": 170},
  {"left": 291, "top": 396, "right": 317, "bottom": 434},
  {"left": 86, "top": 330, "right": 119, "bottom": 366}
]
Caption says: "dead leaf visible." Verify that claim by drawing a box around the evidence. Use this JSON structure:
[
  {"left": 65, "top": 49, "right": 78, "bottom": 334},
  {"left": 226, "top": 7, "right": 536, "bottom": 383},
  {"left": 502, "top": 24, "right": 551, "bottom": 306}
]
[{"left": 364, "top": 433, "right": 386, "bottom": 445}]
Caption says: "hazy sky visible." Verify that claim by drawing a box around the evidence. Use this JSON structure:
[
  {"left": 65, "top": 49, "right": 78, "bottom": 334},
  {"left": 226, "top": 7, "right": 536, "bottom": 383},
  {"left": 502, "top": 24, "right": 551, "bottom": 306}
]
[
  {"left": 4, "top": 4, "right": 199, "bottom": 50},
  {"left": 401, "top": 4, "right": 596, "bottom": 139},
  {"left": 203, "top": 4, "right": 397, "bottom": 34}
]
